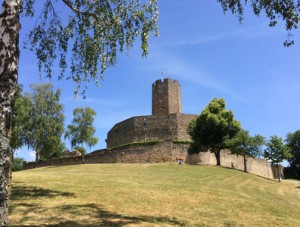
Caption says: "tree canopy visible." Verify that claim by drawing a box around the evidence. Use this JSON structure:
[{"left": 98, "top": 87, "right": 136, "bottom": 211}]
[
  {"left": 65, "top": 107, "right": 98, "bottom": 150},
  {"left": 188, "top": 98, "right": 241, "bottom": 165},
  {"left": 225, "top": 130, "right": 265, "bottom": 172},
  {"left": 11, "top": 85, "right": 30, "bottom": 152},
  {"left": 218, "top": 0, "right": 300, "bottom": 46},
  {"left": 24, "top": 0, "right": 159, "bottom": 96},
  {"left": 264, "top": 135, "right": 291, "bottom": 182},
  {"left": 285, "top": 130, "right": 300, "bottom": 179},
  {"left": 23, "top": 84, "right": 65, "bottom": 161}
]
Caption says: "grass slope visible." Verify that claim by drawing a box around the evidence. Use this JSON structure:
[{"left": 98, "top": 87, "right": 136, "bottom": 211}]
[{"left": 10, "top": 164, "right": 300, "bottom": 226}]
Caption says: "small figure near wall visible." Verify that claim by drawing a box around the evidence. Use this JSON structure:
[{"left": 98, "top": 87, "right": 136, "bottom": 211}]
[{"left": 176, "top": 157, "right": 183, "bottom": 165}]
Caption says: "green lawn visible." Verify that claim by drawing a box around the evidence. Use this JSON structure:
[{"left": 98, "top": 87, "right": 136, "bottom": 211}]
[{"left": 10, "top": 163, "right": 300, "bottom": 226}]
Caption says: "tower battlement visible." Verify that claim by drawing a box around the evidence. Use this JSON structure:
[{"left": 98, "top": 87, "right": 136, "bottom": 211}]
[
  {"left": 152, "top": 78, "right": 179, "bottom": 86},
  {"left": 152, "top": 78, "right": 182, "bottom": 115}
]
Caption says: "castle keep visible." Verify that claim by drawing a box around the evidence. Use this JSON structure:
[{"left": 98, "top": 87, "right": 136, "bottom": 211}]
[
  {"left": 152, "top": 78, "right": 182, "bottom": 115},
  {"left": 106, "top": 78, "right": 196, "bottom": 148}
]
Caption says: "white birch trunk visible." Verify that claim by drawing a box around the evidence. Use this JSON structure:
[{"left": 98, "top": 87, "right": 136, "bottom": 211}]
[{"left": 0, "top": 0, "right": 22, "bottom": 225}]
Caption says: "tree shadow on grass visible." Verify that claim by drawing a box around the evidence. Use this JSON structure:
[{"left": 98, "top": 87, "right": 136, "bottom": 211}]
[
  {"left": 11, "top": 203, "right": 187, "bottom": 226},
  {"left": 52, "top": 203, "right": 187, "bottom": 226},
  {"left": 10, "top": 184, "right": 76, "bottom": 221},
  {"left": 10, "top": 185, "right": 187, "bottom": 226},
  {"left": 11, "top": 185, "right": 75, "bottom": 200}
]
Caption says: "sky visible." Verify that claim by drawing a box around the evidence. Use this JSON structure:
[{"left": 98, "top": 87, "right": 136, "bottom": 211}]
[{"left": 15, "top": 1, "right": 300, "bottom": 161}]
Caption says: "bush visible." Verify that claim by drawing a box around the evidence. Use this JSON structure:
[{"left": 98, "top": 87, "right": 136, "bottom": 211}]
[
  {"left": 12, "top": 157, "right": 25, "bottom": 171},
  {"left": 74, "top": 146, "right": 87, "bottom": 155}
]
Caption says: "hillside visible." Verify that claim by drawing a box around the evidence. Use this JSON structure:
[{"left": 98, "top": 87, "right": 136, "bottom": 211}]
[{"left": 10, "top": 164, "right": 300, "bottom": 226}]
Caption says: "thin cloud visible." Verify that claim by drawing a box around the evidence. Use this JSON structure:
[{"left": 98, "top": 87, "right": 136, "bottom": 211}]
[
  {"left": 136, "top": 48, "right": 242, "bottom": 99},
  {"left": 167, "top": 23, "right": 282, "bottom": 47}
]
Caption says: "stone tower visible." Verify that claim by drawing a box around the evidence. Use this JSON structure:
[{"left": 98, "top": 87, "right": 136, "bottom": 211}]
[{"left": 152, "top": 78, "right": 182, "bottom": 115}]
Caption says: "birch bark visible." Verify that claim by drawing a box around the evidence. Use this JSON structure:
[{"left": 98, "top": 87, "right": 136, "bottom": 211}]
[{"left": 0, "top": 0, "right": 22, "bottom": 225}]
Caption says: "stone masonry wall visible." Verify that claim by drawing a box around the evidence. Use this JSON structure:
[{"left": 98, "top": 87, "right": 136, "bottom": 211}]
[
  {"left": 106, "top": 118, "right": 135, "bottom": 148},
  {"left": 106, "top": 114, "right": 196, "bottom": 148},
  {"left": 23, "top": 141, "right": 279, "bottom": 180},
  {"left": 175, "top": 114, "right": 197, "bottom": 141}
]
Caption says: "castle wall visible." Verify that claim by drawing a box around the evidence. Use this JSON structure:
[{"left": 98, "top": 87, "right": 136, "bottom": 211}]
[
  {"left": 175, "top": 114, "right": 197, "bottom": 141},
  {"left": 23, "top": 141, "right": 279, "bottom": 180},
  {"left": 106, "top": 114, "right": 196, "bottom": 148},
  {"left": 106, "top": 117, "right": 135, "bottom": 148}
]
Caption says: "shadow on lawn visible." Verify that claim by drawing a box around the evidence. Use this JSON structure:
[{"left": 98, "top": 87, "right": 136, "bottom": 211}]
[
  {"left": 10, "top": 185, "right": 187, "bottom": 226},
  {"left": 52, "top": 203, "right": 186, "bottom": 226},
  {"left": 11, "top": 203, "right": 186, "bottom": 226},
  {"left": 11, "top": 185, "right": 75, "bottom": 200}
]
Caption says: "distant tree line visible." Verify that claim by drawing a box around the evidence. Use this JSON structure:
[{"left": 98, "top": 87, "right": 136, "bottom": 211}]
[
  {"left": 11, "top": 83, "right": 98, "bottom": 166},
  {"left": 188, "top": 98, "right": 299, "bottom": 181}
]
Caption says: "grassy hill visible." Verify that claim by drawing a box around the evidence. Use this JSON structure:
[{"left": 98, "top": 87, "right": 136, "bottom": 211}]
[{"left": 10, "top": 163, "right": 300, "bottom": 226}]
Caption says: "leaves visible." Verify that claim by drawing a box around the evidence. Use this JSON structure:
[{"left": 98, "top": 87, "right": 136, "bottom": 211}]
[
  {"left": 285, "top": 130, "right": 300, "bottom": 168},
  {"left": 264, "top": 135, "right": 291, "bottom": 164},
  {"left": 22, "top": 84, "right": 65, "bottom": 161},
  {"left": 218, "top": 0, "right": 300, "bottom": 46},
  {"left": 64, "top": 107, "right": 98, "bottom": 150},
  {"left": 225, "top": 130, "right": 265, "bottom": 158},
  {"left": 188, "top": 98, "right": 241, "bottom": 155},
  {"left": 24, "top": 0, "right": 159, "bottom": 97}
]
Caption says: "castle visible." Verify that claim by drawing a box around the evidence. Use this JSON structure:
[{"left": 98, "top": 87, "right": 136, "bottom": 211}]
[
  {"left": 106, "top": 78, "right": 196, "bottom": 148},
  {"left": 24, "top": 78, "right": 281, "bottom": 180}
]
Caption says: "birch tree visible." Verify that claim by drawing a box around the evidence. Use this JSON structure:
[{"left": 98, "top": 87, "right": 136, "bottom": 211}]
[
  {"left": 23, "top": 84, "right": 65, "bottom": 162},
  {"left": 0, "top": 0, "right": 158, "bottom": 224},
  {"left": 65, "top": 107, "right": 98, "bottom": 150}
]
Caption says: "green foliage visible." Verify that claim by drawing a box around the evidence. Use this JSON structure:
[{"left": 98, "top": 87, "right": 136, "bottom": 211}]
[
  {"left": 11, "top": 85, "right": 31, "bottom": 151},
  {"left": 12, "top": 157, "right": 25, "bottom": 172},
  {"left": 24, "top": 0, "right": 158, "bottom": 96},
  {"left": 23, "top": 84, "right": 65, "bottom": 161},
  {"left": 286, "top": 130, "right": 300, "bottom": 168},
  {"left": 109, "top": 140, "right": 162, "bottom": 150},
  {"left": 225, "top": 130, "right": 265, "bottom": 172},
  {"left": 217, "top": 0, "right": 300, "bottom": 46},
  {"left": 65, "top": 107, "right": 98, "bottom": 150},
  {"left": 264, "top": 135, "right": 291, "bottom": 182},
  {"left": 172, "top": 140, "right": 193, "bottom": 145},
  {"left": 225, "top": 130, "right": 265, "bottom": 158},
  {"left": 264, "top": 135, "right": 291, "bottom": 164},
  {"left": 188, "top": 98, "right": 241, "bottom": 165},
  {"left": 73, "top": 146, "right": 86, "bottom": 155},
  {"left": 284, "top": 130, "right": 300, "bottom": 179}
]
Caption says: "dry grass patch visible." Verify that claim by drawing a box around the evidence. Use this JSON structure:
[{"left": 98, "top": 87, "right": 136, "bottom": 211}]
[{"left": 10, "top": 163, "right": 300, "bottom": 226}]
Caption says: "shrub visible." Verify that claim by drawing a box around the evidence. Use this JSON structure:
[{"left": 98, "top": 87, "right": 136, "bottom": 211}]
[
  {"left": 12, "top": 157, "right": 25, "bottom": 171},
  {"left": 74, "top": 146, "right": 87, "bottom": 155}
]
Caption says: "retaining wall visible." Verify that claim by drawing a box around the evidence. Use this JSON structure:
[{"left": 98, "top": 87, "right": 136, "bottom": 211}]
[{"left": 23, "top": 141, "right": 280, "bottom": 179}]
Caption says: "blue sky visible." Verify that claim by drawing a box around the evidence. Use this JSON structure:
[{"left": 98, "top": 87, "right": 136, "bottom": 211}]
[{"left": 16, "top": 1, "right": 300, "bottom": 161}]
